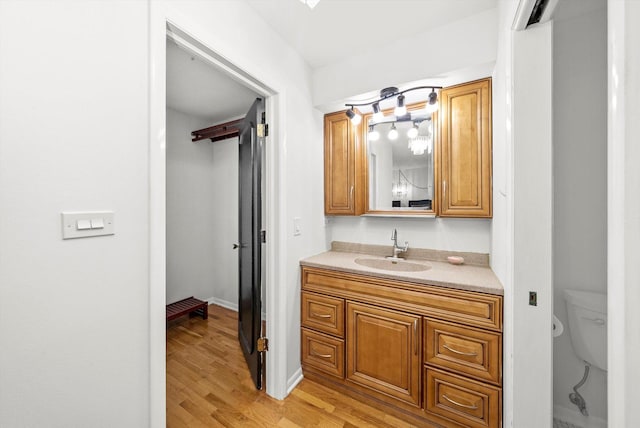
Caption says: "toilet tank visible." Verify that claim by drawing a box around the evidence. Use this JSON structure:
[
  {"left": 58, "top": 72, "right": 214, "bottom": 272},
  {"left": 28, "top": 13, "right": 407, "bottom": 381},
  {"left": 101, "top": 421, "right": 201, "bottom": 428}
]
[{"left": 563, "top": 289, "right": 607, "bottom": 371}]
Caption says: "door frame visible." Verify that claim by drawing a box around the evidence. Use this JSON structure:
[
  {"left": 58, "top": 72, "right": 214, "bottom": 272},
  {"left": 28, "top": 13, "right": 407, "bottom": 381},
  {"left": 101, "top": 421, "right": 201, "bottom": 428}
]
[{"left": 149, "top": 6, "right": 288, "bottom": 427}]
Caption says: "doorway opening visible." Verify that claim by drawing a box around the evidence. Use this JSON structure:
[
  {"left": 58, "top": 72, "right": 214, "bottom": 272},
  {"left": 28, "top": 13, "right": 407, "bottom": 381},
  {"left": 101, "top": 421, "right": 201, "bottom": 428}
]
[{"left": 161, "top": 20, "right": 280, "bottom": 409}]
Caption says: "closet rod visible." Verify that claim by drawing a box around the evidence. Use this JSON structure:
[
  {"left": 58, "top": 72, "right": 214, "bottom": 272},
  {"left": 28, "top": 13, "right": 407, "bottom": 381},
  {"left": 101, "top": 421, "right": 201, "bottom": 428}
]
[{"left": 191, "top": 117, "right": 244, "bottom": 143}]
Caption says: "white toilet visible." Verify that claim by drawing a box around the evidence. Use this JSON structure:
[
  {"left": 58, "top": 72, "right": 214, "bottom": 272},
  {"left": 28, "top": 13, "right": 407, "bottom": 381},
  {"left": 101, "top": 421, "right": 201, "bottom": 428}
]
[{"left": 564, "top": 289, "right": 607, "bottom": 371}]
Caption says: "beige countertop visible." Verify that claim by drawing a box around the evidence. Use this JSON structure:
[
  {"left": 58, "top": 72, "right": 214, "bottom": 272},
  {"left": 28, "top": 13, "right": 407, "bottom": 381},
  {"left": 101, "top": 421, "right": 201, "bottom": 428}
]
[{"left": 300, "top": 243, "right": 503, "bottom": 296}]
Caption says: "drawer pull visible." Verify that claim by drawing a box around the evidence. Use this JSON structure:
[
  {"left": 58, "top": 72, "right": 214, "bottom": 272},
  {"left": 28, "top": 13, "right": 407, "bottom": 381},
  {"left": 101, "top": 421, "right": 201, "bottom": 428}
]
[
  {"left": 310, "top": 349, "right": 332, "bottom": 359},
  {"left": 443, "top": 344, "right": 478, "bottom": 357},
  {"left": 442, "top": 394, "right": 478, "bottom": 410},
  {"left": 310, "top": 312, "right": 332, "bottom": 319}
]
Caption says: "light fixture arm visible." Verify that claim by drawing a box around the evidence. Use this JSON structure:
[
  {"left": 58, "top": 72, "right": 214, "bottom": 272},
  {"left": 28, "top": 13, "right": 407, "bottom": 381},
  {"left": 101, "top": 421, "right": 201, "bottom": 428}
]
[{"left": 345, "top": 85, "right": 442, "bottom": 109}]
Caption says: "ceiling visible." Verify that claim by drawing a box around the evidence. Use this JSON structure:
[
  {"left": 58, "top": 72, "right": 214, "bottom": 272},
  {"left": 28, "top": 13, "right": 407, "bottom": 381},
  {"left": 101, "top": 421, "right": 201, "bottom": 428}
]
[
  {"left": 245, "top": 0, "right": 498, "bottom": 69},
  {"left": 166, "top": 40, "right": 260, "bottom": 122},
  {"left": 166, "top": 0, "right": 499, "bottom": 122}
]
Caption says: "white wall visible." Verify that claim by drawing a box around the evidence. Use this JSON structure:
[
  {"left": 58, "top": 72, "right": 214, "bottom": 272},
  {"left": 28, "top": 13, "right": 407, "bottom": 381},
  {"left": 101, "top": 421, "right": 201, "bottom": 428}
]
[
  {"left": 0, "top": 1, "right": 150, "bottom": 426},
  {"left": 512, "top": 22, "right": 555, "bottom": 428},
  {"left": 166, "top": 108, "right": 218, "bottom": 304},
  {"left": 492, "top": 2, "right": 556, "bottom": 426},
  {"left": 608, "top": 1, "right": 640, "bottom": 426},
  {"left": 210, "top": 136, "right": 241, "bottom": 310},
  {"left": 490, "top": 3, "right": 516, "bottom": 425},
  {"left": 552, "top": 5, "right": 608, "bottom": 422},
  {"left": 327, "top": 217, "right": 491, "bottom": 253},
  {"left": 312, "top": 8, "right": 499, "bottom": 109},
  {"left": 166, "top": 109, "right": 241, "bottom": 309}
]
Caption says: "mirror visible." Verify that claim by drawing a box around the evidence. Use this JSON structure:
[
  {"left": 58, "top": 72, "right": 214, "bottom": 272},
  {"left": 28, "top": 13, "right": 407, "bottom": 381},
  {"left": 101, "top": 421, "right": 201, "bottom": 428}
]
[{"left": 363, "top": 102, "right": 436, "bottom": 214}]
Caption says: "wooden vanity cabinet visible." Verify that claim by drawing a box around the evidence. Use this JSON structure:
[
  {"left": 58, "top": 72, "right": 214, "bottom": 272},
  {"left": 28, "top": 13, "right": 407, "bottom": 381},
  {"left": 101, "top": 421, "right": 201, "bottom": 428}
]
[
  {"left": 438, "top": 78, "right": 493, "bottom": 218},
  {"left": 301, "top": 266, "right": 503, "bottom": 427},
  {"left": 323, "top": 111, "right": 364, "bottom": 215},
  {"left": 346, "top": 302, "right": 421, "bottom": 407}
]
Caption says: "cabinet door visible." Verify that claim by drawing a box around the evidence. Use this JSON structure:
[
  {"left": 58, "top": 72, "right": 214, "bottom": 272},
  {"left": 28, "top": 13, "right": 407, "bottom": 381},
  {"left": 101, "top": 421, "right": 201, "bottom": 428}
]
[
  {"left": 324, "top": 111, "right": 360, "bottom": 215},
  {"left": 346, "top": 302, "right": 421, "bottom": 407},
  {"left": 439, "top": 78, "right": 492, "bottom": 217}
]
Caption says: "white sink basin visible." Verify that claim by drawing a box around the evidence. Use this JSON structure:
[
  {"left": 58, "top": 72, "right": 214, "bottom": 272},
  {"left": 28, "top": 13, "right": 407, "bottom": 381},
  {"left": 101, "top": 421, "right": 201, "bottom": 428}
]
[{"left": 354, "top": 257, "right": 431, "bottom": 272}]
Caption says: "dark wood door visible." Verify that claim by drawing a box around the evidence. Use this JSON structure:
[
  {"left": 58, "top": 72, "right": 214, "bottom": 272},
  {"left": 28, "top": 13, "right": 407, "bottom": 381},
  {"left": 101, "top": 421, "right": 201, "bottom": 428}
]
[{"left": 238, "top": 98, "right": 265, "bottom": 390}]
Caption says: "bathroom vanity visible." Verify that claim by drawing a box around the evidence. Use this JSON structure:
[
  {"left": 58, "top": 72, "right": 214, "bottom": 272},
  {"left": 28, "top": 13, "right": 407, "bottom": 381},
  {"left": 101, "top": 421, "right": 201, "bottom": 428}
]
[{"left": 300, "top": 243, "right": 503, "bottom": 428}]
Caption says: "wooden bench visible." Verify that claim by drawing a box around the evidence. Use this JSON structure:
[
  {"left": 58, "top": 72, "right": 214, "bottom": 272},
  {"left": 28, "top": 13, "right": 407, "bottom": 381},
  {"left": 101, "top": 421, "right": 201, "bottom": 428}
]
[{"left": 166, "top": 297, "right": 208, "bottom": 322}]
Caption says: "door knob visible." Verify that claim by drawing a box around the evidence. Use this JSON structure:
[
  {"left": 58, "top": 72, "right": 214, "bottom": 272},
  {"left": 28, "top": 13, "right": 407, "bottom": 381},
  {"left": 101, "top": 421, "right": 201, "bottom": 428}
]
[{"left": 233, "top": 243, "right": 240, "bottom": 249}]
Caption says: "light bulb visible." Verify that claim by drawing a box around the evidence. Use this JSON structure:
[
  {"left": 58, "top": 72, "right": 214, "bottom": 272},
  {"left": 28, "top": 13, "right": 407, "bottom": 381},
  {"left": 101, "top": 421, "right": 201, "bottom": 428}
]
[
  {"left": 368, "top": 126, "right": 380, "bottom": 141},
  {"left": 346, "top": 108, "right": 361, "bottom": 125},
  {"left": 394, "top": 95, "right": 406, "bottom": 117},
  {"left": 388, "top": 124, "right": 398, "bottom": 140},
  {"left": 407, "top": 124, "right": 419, "bottom": 139}
]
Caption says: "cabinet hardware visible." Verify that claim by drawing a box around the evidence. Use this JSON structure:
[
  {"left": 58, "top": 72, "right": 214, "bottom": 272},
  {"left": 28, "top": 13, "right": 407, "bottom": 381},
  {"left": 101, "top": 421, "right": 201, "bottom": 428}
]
[
  {"left": 350, "top": 185, "right": 354, "bottom": 206},
  {"left": 311, "top": 312, "right": 332, "bottom": 319},
  {"left": 442, "top": 344, "right": 478, "bottom": 357},
  {"left": 257, "top": 337, "right": 268, "bottom": 352},
  {"left": 310, "top": 349, "right": 332, "bottom": 359},
  {"left": 442, "top": 394, "right": 478, "bottom": 410}
]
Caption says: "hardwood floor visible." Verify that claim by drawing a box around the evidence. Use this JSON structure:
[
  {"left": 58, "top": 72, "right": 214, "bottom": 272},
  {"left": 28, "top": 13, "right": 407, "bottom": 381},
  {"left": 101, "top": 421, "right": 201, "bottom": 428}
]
[{"left": 167, "top": 304, "right": 423, "bottom": 428}]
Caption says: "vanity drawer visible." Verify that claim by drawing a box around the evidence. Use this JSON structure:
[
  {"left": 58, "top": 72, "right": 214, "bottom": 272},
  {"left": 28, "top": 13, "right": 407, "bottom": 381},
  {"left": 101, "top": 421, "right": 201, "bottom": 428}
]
[
  {"left": 302, "top": 266, "right": 502, "bottom": 331},
  {"left": 424, "top": 319, "right": 501, "bottom": 385},
  {"left": 424, "top": 367, "right": 501, "bottom": 428},
  {"left": 302, "top": 291, "right": 345, "bottom": 338},
  {"left": 301, "top": 328, "right": 345, "bottom": 379}
]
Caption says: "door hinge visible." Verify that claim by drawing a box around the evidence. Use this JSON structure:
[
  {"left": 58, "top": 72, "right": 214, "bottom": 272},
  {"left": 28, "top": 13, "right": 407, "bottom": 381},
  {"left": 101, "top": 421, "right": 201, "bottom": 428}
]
[
  {"left": 257, "top": 123, "right": 269, "bottom": 137},
  {"left": 257, "top": 337, "right": 269, "bottom": 352},
  {"left": 261, "top": 230, "right": 266, "bottom": 243}
]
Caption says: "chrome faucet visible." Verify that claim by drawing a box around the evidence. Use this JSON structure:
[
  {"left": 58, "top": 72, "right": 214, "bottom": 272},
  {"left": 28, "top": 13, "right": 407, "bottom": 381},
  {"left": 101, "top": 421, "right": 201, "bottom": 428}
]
[{"left": 388, "top": 228, "right": 409, "bottom": 259}]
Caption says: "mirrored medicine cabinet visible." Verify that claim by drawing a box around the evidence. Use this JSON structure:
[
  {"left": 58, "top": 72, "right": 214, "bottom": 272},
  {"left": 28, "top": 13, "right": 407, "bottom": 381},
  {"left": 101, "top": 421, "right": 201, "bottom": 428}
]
[
  {"left": 362, "top": 102, "right": 436, "bottom": 216},
  {"left": 324, "top": 77, "right": 493, "bottom": 218}
]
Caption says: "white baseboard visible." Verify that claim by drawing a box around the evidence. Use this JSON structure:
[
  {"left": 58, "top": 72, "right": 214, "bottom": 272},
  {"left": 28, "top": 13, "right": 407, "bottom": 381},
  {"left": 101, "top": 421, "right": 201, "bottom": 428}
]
[
  {"left": 286, "top": 368, "right": 303, "bottom": 396},
  {"left": 554, "top": 405, "right": 607, "bottom": 428},
  {"left": 207, "top": 297, "right": 238, "bottom": 312}
]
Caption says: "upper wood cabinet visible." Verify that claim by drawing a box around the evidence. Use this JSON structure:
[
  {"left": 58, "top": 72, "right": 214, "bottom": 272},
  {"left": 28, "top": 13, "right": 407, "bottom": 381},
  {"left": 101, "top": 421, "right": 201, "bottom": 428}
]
[
  {"left": 324, "top": 111, "right": 364, "bottom": 215},
  {"left": 438, "top": 78, "right": 492, "bottom": 217}
]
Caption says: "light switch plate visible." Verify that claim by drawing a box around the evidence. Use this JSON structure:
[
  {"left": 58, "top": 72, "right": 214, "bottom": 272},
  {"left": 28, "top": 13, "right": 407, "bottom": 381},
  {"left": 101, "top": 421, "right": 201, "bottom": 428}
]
[
  {"left": 62, "top": 212, "right": 114, "bottom": 239},
  {"left": 293, "top": 217, "right": 301, "bottom": 236}
]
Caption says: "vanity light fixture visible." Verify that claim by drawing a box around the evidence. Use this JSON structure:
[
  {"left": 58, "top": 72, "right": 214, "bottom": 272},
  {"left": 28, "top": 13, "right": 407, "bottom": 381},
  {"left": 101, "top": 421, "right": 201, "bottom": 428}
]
[
  {"left": 368, "top": 125, "right": 380, "bottom": 141},
  {"left": 407, "top": 122, "right": 419, "bottom": 139},
  {"left": 394, "top": 95, "right": 406, "bottom": 117},
  {"left": 346, "top": 108, "right": 362, "bottom": 125},
  {"left": 426, "top": 89, "right": 438, "bottom": 113},
  {"left": 372, "top": 102, "right": 384, "bottom": 122},
  {"left": 344, "top": 85, "right": 441, "bottom": 124},
  {"left": 388, "top": 123, "right": 399, "bottom": 140}
]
